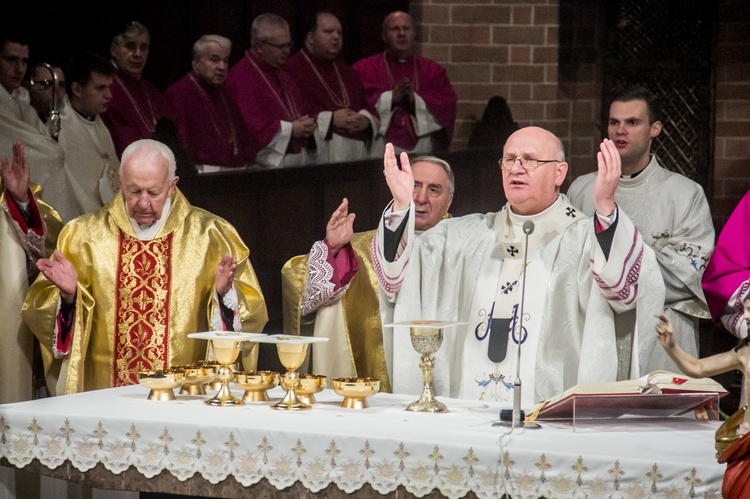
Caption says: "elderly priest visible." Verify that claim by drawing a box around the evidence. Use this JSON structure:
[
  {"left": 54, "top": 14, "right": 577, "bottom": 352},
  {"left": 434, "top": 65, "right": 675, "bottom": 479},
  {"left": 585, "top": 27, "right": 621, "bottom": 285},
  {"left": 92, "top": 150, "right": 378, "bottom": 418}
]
[{"left": 23, "top": 139, "right": 268, "bottom": 395}]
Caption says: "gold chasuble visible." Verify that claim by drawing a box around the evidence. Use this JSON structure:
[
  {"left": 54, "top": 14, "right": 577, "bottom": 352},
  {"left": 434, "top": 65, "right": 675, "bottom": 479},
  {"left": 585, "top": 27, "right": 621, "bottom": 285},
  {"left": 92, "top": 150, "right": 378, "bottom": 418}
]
[
  {"left": 23, "top": 188, "right": 268, "bottom": 394},
  {"left": 282, "top": 230, "right": 390, "bottom": 392}
]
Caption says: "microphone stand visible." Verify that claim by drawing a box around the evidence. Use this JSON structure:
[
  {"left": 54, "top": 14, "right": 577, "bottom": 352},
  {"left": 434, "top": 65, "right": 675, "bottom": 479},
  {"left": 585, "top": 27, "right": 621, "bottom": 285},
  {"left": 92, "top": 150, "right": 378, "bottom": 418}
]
[
  {"left": 512, "top": 221, "right": 533, "bottom": 428},
  {"left": 496, "top": 220, "right": 540, "bottom": 429}
]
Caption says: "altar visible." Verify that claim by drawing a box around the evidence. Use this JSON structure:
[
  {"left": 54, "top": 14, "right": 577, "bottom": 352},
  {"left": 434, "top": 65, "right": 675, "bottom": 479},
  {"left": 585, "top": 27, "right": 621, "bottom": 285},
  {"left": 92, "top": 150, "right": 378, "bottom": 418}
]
[{"left": 0, "top": 385, "right": 725, "bottom": 498}]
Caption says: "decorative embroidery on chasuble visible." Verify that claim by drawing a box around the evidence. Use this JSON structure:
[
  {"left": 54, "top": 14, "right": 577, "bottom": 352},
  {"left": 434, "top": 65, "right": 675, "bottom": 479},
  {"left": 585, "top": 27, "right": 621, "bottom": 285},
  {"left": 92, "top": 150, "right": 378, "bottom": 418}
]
[{"left": 113, "top": 232, "right": 172, "bottom": 386}]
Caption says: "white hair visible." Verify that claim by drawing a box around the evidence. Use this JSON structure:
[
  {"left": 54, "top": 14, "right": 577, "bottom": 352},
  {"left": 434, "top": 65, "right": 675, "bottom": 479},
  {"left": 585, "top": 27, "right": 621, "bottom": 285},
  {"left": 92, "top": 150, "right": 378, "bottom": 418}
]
[
  {"left": 121, "top": 139, "right": 176, "bottom": 179},
  {"left": 193, "top": 34, "right": 231, "bottom": 61}
]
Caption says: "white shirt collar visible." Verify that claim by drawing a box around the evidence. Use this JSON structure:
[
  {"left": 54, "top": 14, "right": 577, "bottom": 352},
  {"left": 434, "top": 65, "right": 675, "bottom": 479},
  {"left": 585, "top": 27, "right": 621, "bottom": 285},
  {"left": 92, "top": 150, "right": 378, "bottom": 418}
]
[{"left": 127, "top": 196, "right": 172, "bottom": 240}]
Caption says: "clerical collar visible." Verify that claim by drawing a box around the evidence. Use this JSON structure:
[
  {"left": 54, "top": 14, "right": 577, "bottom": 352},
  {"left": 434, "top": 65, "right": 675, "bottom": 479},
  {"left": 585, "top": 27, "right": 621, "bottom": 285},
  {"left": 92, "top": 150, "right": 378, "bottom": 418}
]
[
  {"left": 73, "top": 107, "right": 96, "bottom": 122},
  {"left": 507, "top": 195, "right": 562, "bottom": 225},
  {"left": 385, "top": 51, "right": 412, "bottom": 64},
  {"left": 127, "top": 196, "right": 172, "bottom": 240},
  {"left": 621, "top": 169, "right": 643, "bottom": 180}
]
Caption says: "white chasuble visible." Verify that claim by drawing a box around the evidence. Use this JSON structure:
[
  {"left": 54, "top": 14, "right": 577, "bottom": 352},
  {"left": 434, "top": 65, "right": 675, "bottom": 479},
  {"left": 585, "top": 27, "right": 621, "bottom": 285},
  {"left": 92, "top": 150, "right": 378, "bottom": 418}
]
[{"left": 373, "top": 195, "right": 666, "bottom": 408}]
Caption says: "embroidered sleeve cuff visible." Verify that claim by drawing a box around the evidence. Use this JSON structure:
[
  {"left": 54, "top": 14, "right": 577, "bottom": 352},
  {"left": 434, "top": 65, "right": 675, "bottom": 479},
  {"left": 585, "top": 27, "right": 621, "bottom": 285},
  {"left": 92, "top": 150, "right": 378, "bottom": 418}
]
[
  {"left": 53, "top": 298, "right": 75, "bottom": 358},
  {"left": 323, "top": 238, "right": 359, "bottom": 290}
]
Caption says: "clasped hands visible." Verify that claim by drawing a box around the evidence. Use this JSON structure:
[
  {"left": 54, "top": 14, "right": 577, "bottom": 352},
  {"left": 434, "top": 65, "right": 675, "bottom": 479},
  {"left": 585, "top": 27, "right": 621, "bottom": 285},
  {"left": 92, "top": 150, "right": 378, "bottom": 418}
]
[{"left": 332, "top": 109, "right": 369, "bottom": 133}]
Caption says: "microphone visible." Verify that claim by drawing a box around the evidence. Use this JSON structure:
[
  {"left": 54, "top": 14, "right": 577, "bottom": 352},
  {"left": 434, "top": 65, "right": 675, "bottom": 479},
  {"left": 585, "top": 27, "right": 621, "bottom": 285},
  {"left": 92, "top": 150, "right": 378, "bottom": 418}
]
[{"left": 495, "top": 220, "right": 541, "bottom": 429}]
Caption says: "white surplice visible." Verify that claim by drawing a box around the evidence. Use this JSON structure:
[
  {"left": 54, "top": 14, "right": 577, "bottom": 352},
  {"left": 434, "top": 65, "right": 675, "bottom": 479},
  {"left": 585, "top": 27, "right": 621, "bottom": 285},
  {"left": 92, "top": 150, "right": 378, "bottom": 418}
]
[
  {"left": 58, "top": 95, "right": 120, "bottom": 215},
  {"left": 0, "top": 86, "right": 79, "bottom": 222},
  {"left": 372, "top": 194, "right": 665, "bottom": 408},
  {"left": 568, "top": 155, "right": 714, "bottom": 375}
]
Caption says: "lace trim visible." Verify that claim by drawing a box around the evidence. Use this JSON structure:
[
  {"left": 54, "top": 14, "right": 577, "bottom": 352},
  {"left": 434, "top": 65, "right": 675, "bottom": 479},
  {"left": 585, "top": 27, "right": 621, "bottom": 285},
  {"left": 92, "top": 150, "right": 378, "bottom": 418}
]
[
  {"left": 301, "top": 241, "right": 349, "bottom": 317},
  {"left": 211, "top": 286, "right": 241, "bottom": 331},
  {"left": 3, "top": 199, "right": 46, "bottom": 278}
]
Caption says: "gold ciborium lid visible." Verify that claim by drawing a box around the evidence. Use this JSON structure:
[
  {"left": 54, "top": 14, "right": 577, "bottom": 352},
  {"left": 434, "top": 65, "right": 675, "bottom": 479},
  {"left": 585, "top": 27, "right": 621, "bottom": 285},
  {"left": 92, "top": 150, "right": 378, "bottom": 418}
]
[
  {"left": 138, "top": 369, "right": 185, "bottom": 401},
  {"left": 333, "top": 377, "right": 380, "bottom": 409},
  {"left": 234, "top": 370, "right": 280, "bottom": 402}
]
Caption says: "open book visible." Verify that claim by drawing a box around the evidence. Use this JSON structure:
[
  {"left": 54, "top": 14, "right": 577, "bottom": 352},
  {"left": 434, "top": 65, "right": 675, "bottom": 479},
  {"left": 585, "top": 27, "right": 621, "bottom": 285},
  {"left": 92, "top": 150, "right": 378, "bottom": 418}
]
[{"left": 528, "top": 371, "right": 728, "bottom": 421}]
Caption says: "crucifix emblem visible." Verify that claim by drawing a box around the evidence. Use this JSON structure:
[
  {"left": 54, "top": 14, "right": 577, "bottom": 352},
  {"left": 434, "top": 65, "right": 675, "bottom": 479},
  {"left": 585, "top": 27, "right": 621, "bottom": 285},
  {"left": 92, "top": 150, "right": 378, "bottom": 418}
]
[
  {"left": 507, "top": 246, "right": 518, "bottom": 256},
  {"left": 565, "top": 207, "right": 577, "bottom": 218}
]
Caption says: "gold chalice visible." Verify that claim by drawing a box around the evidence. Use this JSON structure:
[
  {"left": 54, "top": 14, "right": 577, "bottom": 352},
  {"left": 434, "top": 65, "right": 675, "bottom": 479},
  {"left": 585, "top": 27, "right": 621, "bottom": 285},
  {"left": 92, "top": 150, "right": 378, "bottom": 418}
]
[
  {"left": 382, "top": 321, "right": 463, "bottom": 413},
  {"left": 138, "top": 369, "right": 186, "bottom": 401},
  {"left": 290, "top": 374, "right": 327, "bottom": 405},
  {"left": 177, "top": 364, "right": 217, "bottom": 395},
  {"left": 275, "top": 339, "right": 310, "bottom": 410},
  {"left": 187, "top": 332, "right": 266, "bottom": 407},
  {"left": 249, "top": 334, "right": 330, "bottom": 411},
  {"left": 333, "top": 377, "right": 380, "bottom": 409},
  {"left": 234, "top": 370, "right": 280, "bottom": 402},
  {"left": 407, "top": 323, "right": 448, "bottom": 413}
]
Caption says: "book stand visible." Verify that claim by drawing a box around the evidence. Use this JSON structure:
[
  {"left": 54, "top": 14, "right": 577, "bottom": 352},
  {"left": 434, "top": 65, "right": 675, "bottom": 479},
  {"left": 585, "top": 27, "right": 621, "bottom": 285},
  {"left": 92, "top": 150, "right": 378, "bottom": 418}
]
[{"left": 561, "top": 393, "right": 722, "bottom": 431}]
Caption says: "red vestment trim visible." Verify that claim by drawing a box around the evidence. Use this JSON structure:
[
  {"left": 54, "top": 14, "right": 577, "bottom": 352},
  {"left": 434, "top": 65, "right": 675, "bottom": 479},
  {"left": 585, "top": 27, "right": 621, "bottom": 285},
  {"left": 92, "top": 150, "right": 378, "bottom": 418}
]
[{"left": 113, "top": 232, "right": 172, "bottom": 386}]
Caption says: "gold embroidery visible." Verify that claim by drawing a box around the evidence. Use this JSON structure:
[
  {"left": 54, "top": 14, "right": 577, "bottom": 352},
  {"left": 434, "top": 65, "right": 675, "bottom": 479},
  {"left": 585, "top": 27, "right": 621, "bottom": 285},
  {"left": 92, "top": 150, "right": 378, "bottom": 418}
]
[{"left": 114, "top": 233, "right": 172, "bottom": 386}]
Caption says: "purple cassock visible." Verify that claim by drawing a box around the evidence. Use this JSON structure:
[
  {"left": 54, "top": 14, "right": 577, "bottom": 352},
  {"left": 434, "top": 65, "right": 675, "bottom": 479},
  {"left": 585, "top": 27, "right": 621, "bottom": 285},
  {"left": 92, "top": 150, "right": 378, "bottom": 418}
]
[
  {"left": 101, "top": 69, "right": 172, "bottom": 158},
  {"left": 702, "top": 189, "right": 750, "bottom": 322},
  {"left": 165, "top": 71, "right": 258, "bottom": 168},
  {"left": 284, "top": 48, "right": 377, "bottom": 142},
  {"left": 353, "top": 51, "right": 457, "bottom": 151},
  {"left": 225, "top": 50, "right": 311, "bottom": 155}
]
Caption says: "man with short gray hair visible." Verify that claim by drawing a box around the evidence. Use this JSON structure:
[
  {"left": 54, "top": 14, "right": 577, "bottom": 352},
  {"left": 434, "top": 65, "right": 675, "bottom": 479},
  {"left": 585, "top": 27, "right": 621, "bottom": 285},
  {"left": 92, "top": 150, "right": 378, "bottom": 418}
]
[
  {"left": 166, "top": 34, "right": 258, "bottom": 171},
  {"left": 226, "top": 13, "right": 315, "bottom": 168}
]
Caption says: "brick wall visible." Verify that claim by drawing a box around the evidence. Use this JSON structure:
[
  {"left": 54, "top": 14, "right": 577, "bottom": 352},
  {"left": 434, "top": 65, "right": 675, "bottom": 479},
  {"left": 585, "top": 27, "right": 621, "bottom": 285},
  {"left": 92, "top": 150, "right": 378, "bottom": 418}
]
[
  {"left": 410, "top": 0, "right": 601, "bottom": 189},
  {"left": 713, "top": 0, "right": 750, "bottom": 231},
  {"left": 410, "top": 0, "right": 750, "bottom": 228}
]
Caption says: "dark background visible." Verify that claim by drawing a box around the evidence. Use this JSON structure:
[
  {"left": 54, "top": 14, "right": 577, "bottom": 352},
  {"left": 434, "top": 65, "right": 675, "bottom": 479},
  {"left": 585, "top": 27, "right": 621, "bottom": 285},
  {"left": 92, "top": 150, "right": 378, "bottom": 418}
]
[{"left": 10, "top": 0, "right": 409, "bottom": 92}]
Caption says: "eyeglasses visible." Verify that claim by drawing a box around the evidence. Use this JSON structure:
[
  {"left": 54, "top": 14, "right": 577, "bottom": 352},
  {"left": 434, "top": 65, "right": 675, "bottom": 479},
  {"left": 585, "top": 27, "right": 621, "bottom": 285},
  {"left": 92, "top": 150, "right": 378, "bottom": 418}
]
[
  {"left": 261, "top": 40, "right": 293, "bottom": 50},
  {"left": 30, "top": 79, "right": 63, "bottom": 91},
  {"left": 499, "top": 157, "right": 561, "bottom": 172}
]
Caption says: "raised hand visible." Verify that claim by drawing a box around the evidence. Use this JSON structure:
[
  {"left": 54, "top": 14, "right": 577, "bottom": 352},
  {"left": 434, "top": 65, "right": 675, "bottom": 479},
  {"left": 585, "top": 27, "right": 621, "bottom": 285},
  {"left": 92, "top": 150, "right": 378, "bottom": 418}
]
[
  {"left": 1, "top": 141, "right": 31, "bottom": 203},
  {"left": 383, "top": 143, "right": 413, "bottom": 212},
  {"left": 326, "top": 198, "right": 356, "bottom": 256},
  {"left": 215, "top": 254, "right": 237, "bottom": 297},
  {"left": 592, "top": 138, "right": 619, "bottom": 217},
  {"left": 37, "top": 250, "right": 78, "bottom": 304},
  {"left": 654, "top": 313, "right": 676, "bottom": 350}
]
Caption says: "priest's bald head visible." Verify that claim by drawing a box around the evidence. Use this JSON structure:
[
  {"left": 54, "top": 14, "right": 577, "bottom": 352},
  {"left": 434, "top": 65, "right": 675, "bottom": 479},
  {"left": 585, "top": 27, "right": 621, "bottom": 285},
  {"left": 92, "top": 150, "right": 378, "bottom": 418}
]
[
  {"left": 120, "top": 139, "right": 179, "bottom": 226},
  {"left": 500, "top": 126, "right": 568, "bottom": 216},
  {"left": 382, "top": 11, "right": 415, "bottom": 60}
]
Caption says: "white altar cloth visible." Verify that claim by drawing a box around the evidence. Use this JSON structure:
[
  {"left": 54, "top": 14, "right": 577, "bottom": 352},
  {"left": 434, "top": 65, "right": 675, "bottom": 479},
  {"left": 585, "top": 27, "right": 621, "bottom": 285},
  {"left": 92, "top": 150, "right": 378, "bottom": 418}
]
[{"left": 0, "top": 385, "right": 725, "bottom": 498}]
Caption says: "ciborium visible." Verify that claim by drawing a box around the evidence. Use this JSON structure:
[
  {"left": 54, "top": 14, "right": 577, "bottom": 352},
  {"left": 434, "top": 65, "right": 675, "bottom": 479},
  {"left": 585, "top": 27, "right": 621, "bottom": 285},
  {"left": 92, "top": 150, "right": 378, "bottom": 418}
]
[
  {"left": 188, "top": 331, "right": 265, "bottom": 406},
  {"left": 384, "top": 321, "right": 464, "bottom": 413},
  {"left": 176, "top": 364, "right": 217, "bottom": 395},
  {"left": 234, "top": 370, "right": 280, "bottom": 402},
  {"left": 333, "top": 377, "right": 380, "bottom": 409},
  {"left": 138, "top": 369, "right": 185, "bottom": 401},
  {"left": 290, "top": 374, "right": 327, "bottom": 405},
  {"left": 251, "top": 335, "right": 329, "bottom": 410}
]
